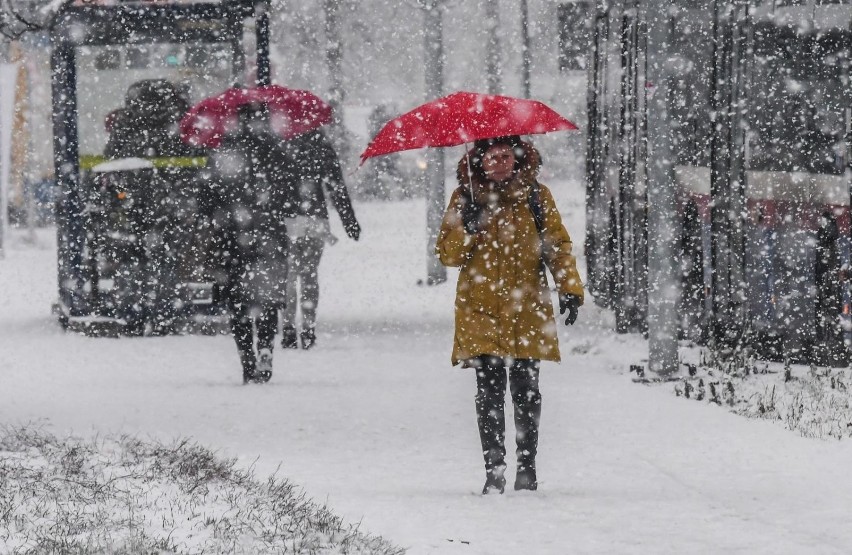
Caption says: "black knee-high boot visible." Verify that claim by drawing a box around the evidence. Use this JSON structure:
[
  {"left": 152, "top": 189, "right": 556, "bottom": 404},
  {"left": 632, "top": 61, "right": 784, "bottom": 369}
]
[
  {"left": 510, "top": 359, "right": 541, "bottom": 490},
  {"left": 231, "top": 308, "right": 256, "bottom": 383},
  {"left": 474, "top": 356, "right": 507, "bottom": 493}
]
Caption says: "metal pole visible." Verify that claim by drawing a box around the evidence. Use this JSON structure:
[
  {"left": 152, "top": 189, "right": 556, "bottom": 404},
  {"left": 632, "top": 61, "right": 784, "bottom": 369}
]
[
  {"left": 587, "top": 6, "right": 610, "bottom": 302},
  {"left": 423, "top": 0, "right": 446, "bottom": 285},
  {"left": 0, "top": 42, "right": 7, "bottom": 259},
  {"left": 51, "top": 40, "right": 84, "bottom": 312},
  {"left": 229, "top": 13, "right": 245, "bottom": 87},
  {"left": 644, "top": 0, "right": 679, "bottom": 375},
  {"left": 255, "top": 0, "right": 271, "bottom": 87},
  {"left": 585, "top": 8, "right": 602, "bottom": 293},
  {"left": 727, "top": 2, "right": 747, "bottom": 329},
  {"left": 615, "top": 13, "right": 630, "bottom": 332},
  {"left": 520, "top": 0, "right": 531, "bottom": 98}
]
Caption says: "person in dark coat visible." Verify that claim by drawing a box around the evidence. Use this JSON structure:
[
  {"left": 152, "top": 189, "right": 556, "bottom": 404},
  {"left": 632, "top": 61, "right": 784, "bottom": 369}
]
[
  {"left": 206, "top": 102, "right": 293, "bottom": 383},
  {"left": 105, "top": 79, "right": 197, "bottom": 159},
  {"left": 103, "top": 79, "right": 203, "bottom": 334},
  {"left": 277, "top": 129, "right": 361, "bottom": 349}
]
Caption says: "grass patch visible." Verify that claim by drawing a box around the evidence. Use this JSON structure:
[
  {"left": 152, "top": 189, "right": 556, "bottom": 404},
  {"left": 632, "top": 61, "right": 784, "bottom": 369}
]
[
  {"left": 0, "top": 424, "right": 404, "bottom": 554},
  {"left": 665, "top": 349, "right": 852, "bottom": 440}
]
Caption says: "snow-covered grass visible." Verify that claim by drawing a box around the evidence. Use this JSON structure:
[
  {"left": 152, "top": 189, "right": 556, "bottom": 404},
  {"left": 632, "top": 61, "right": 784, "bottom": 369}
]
[
  {"left": 0, "top": 424, "right": 402, "bottom": 554},
  {"left": 665, "top": 348, "right": 852, "bottom": 441}
]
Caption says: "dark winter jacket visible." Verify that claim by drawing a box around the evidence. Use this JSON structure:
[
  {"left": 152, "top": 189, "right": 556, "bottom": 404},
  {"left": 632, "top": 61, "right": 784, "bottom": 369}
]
[
  {"left": 105, "top": 79, "right": 200, "bottom": 160},
  {"left": 106, "top": 115, "right": 198, "bottom": 159},
  {"left": 206, "top": 127, "right": 294, "bottom": 307},
  {"left": 280, "top": 130, "right": 360, "bottom": 238}
]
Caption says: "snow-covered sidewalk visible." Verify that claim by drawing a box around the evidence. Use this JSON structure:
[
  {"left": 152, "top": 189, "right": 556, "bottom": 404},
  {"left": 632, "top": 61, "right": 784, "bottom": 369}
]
[{"left": 3, "top": 186, "right": 852, "bottom": 554}]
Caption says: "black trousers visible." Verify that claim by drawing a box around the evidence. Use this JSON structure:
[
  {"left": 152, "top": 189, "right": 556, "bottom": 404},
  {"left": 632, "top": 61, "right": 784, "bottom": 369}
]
[
  {"left": 473, "top": 356, "right": 541, "bottom": 473},
  {"left": 230, "top": 300, "right": 278, "bottom": 371}
]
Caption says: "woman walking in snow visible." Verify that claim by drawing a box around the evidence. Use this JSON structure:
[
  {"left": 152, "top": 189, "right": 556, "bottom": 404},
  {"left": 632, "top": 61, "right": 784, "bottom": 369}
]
[{"left": 435, "top": 135, "right": 584, "bottom": 493}]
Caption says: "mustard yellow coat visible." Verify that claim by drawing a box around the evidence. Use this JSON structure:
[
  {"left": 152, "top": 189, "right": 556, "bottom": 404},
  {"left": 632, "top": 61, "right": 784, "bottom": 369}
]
[{"left": 435, "top": 145, "right": 584, "bottom": 366}]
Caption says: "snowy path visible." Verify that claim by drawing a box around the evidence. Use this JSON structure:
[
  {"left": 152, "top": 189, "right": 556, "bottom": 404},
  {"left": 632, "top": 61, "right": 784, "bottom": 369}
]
[{"left": 3, "top": 187, "right": 852, "bottom": 554}]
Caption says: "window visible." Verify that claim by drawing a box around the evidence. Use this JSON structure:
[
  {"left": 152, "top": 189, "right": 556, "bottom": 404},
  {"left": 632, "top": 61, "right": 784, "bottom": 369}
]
[
  {"left": 94, "top": 48, "right": 121, "bottom": 70},
  {"left": 125, "top": 46, "right": 150, "bottom": 69}
]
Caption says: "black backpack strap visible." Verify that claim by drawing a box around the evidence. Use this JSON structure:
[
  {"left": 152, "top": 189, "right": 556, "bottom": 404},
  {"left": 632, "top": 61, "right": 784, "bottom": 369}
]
[
  {"left": 528, "top": 181, "right": 548, "bottom": 283},
  {"left": 528, "top": 180, "right": 545, "bottom": 236}
]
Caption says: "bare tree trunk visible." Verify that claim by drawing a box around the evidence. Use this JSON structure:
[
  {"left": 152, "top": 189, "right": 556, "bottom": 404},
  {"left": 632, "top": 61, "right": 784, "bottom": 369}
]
[
  {"left": 520, "top": 0, "right": 531, "bottom": 98},
  {"left": 485, "top": 0, "right": 501, "bottom": 94},
  {"left": 325, "top": 0, "right": 348, "bottom": 163},
  {"left": 422, "top": 0, "right": 446, "bottom": 285},
  {"left": 644, "top": 0, "right": 679, "bottom": 375}
]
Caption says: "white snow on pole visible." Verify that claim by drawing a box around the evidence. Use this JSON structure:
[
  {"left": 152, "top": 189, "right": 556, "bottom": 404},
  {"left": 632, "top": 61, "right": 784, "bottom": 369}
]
[{"left": 0, "top": 63, "right": 18, "bottom": 260}]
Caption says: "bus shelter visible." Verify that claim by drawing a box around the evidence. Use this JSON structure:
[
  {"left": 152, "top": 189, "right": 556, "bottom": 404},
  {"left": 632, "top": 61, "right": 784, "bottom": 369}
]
[{"left": 51, "top": 0, "right": 271, "bottom": 334}]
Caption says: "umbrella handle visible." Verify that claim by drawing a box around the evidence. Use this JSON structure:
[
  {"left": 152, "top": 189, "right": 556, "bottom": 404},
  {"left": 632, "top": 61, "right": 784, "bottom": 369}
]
[{"left": 465, "top": 143, "right": 474, "bottom": 199}]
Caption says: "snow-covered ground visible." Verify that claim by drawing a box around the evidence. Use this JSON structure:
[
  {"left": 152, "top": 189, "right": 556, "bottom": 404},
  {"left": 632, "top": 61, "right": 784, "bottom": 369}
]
[{"left": 3, "top": 179, "right": 852, "bottom": 554}]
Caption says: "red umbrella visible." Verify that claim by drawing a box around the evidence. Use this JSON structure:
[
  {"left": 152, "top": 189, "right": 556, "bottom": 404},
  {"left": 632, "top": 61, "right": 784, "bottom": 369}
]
[
  {"left": 180, "top": 85, "right": 333, "bottom": 148},
  {"left": 360, "top": 91, "right": 578, "bottom": 163}
]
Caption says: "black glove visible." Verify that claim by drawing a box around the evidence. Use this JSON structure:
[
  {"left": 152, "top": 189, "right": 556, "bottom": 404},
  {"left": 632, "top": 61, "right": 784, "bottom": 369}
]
[
  {"left": 345, "top": 220, "right": 361, "bottom": 241},
  {"left": 460, "top": 194, "right": 481, "bottom": 235},
  {"left": 559, "top": 294, "right": 580, "bottom": 326}
]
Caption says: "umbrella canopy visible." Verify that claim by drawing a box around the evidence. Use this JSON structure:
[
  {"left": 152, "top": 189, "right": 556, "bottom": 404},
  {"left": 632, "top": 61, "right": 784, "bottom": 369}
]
[
  {"left": 360, "top": 91, "right": 578, "bottom": 163},
  {"left": 180, "top": 85, "right": 333, "bottom": 149}
]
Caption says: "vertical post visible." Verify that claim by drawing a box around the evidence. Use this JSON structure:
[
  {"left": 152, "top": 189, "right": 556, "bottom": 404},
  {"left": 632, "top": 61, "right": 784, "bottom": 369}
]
[
  {"left": 229, "top": 12, "right": 245, "bottom": 87},
  {"left": 709, "top": 0, "right": 725, "bottom": 341},
  {"left": 586, "top": 5, "right": 608, "bottom": 300},
  {"left": 51, "top": 40, "right": 84, "bottom": 312},
  {"left": 255, "top": 0, "right": 271, "bottom": 86},
  {"left": 0, "top": 68, "right": 7, "bottom": 260},
  {"left": 614, "top": 13, "right": 630, "bottom": 332},
  {"left": 324, "top": 0, "right": 348, "bottom": 161},
  {"left": 644, "top": 0, "right": 680, "bottom": 375},
  {"left": 709, "top": 0, "right": 744, "bottom": 349},
  {"left": 728, "top": 2, "right": 747, "bottom": 327},
  {"left": 846, "top": 106, "right": 851, "bottom": 287},
  {"left": 520, "top": 0, "right": 531, "bottom": 98},
  {"left": 0, "top": 42, "right": 7, "bottom": 259},
  {"left": 584, "top": 7, "right": 600, "bottom": 264},
  {"left": 325, "top": 0, "right": 343, "bottom": 111},
  {"left": 423, "top": 0, "right": 446, "bottom": 285},
  {"left": 485, "top": 0, "right": 501, "bottom": 94},
  {"left": 20, "top": 38, "right": 36, "bottom": 243}
]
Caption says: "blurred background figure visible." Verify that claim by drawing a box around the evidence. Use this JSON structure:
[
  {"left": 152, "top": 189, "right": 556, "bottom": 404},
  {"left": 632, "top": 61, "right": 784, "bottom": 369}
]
[
  {"left": 205, "top": 102, "right": 292, "bottom": 383},
  {"left": 105, "top": 79, "right": 196, "bottom": 160},
  {"left": 362, "top": 103, "right": 403, "bottom": 199},
  {"left": 278, "top": 128, "right": 360, "bottom": 350}
]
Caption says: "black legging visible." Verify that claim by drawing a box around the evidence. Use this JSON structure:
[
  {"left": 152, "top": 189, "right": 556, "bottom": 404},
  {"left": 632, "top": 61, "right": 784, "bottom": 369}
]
[
  {"left": 230, "top": 300, "right": 278, "bottom": 370},
  {"left": 473, "top": 356, "right": 541, "bottom": 473},
  {"left": 282, "top": 235, "right": 324, "bottom": 330}
]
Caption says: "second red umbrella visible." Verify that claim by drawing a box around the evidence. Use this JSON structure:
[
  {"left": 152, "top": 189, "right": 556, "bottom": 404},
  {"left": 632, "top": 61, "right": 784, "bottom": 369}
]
[
  {"left": 180, "top": 85, "right": 333, "bottom": 149},
  {"left": 360, "top": 91, "right": 578, "bottom": 163}
]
